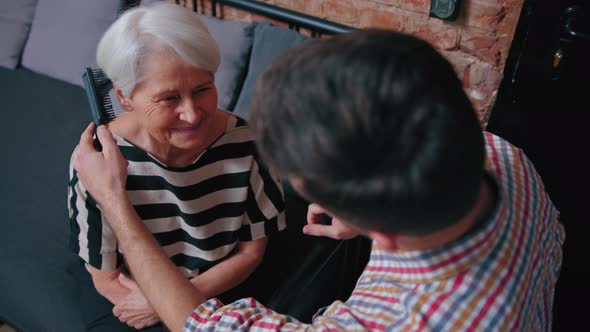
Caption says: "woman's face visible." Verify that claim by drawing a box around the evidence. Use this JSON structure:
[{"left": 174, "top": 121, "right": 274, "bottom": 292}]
[{"left": 123, "top": 51, "right": 219, "bottom": 153}]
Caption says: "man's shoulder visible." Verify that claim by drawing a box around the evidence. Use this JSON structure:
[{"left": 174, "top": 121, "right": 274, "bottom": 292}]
[{"left": 483, "top": 131, "right": 536, "bottom": 184}]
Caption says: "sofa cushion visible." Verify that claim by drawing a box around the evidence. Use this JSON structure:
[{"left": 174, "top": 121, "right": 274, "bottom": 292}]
[
  {"left": 232, "top": 22, "right": 310, "bottom": 118},
  {"left": 21, "top": 0, "right": 124, "bottom": 86},
  {"left": 0, "top": 0, "right": 38, "bottom": 69},
  {"left": 0, "top": 66, "right": 89, "bottom": 331},
  {"left": 199, "top": 15, "right": 255, "bottom": 112}
]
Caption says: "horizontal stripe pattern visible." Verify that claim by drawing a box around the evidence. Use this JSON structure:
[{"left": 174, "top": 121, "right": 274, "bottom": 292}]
[
  {"left": 68, "top": 114, "right": 286, "bottom": 276},
  {"left": 184, "top": 132, "right": 564, "bottom": 331}
]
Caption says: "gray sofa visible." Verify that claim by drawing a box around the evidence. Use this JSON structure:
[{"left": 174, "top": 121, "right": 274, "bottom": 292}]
[{"left": 0, "top": 1, "right": 370, "bottom": 331}]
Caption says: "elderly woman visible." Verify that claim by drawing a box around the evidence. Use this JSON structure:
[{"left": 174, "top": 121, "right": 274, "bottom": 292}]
[{"left": 67, "top": 3, "right": 285, "bottom": 331}]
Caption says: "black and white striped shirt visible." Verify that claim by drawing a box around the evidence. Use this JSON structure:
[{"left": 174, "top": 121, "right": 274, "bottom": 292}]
[{"left": 68, "top": 115, "right": 286, "bottom": 277}]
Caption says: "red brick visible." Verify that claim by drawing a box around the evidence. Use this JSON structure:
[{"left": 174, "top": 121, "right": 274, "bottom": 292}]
[
  {"left": 196, "top": 0, "right": 526, "bottom": 121},
  {"left": 467, "top": 61, "right": 501, "bottom": 103},
  {"left": 358, "top": 6, "right": 404, "bottom": 30},
  {"left": 404, "top": 18, "right": 459, "bottom": 50},
  {"left": 471, "top": 91, "right": 497, "bottom": 126},
  {"left": 221, "top": 7, "right": 253, "bottom": 21},
  {"left": 462, "top": 0, "right": 507, "bottom": 32},
  {"left": 460, "top": 29, "right": 502, "bottom": 65},
  {"left": 213, "top": 5, "right": 285, "bottom": 27},
  {"left": 365, "top": 0, "right": 429, "bottom": 14},
  {"left": 274, "top": 0, "right": 325, "bottom": 17},
  {"left": 440, "top": 50, "right": 477, "bottom": 88},
  {"left": 323, "top": 0, "right": 360, "bottom": 24}
]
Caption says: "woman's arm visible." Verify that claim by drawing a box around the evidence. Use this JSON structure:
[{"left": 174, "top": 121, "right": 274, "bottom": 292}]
[{"left": 189, "top": 238, "right": 267, "bottom": 299}]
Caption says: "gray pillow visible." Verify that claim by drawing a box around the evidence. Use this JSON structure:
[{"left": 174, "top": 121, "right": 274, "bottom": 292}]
[
  {"left": 0, "top": 0, "right": 39, "bottom": 69},
  {"left": 21, "top": 0, "right": 124, "bottom": 86},
  {"left": 232, "top": 22, "right": 310, "bottom": 118},
  {"left": 199, "top": 15, "right": 256, "bottom": 112}
]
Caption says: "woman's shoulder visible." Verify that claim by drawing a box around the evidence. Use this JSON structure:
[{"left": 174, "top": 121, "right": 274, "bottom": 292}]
[
  {"left": 217, "top": 111, "right": 254, "bottom": 142},
  {"left": 222, "top": 111, "right": 249, "bottom": 131}
]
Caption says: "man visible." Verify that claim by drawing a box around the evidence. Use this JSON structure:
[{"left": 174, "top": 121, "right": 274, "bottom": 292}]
[{"left": 73, "top": 30, "right": 564, "bottom": 331}]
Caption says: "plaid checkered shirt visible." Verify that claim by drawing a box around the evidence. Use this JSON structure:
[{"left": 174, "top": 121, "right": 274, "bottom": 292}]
[{"left": 183, "top": 132, "right": 565, "bottom": 331}]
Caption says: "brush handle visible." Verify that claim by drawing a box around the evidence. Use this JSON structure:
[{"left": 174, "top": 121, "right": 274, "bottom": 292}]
[
  {"left": 93, "top": 136, "right": 103, "bottom": 152},
  {"left": 82, "top": 69, "right": 107, "bottom": 127},
  {"left": 82, "top": 67, "right": 112, "bottom": 151}
]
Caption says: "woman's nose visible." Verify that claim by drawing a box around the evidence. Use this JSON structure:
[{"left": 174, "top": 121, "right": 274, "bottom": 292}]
[{"left": 178, "top": 99, "right": 201, "bottom": 124}]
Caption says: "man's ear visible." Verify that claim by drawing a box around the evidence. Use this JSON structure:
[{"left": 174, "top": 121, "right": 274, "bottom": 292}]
[
  {"left": 114, "top": 85, "right": 133, "bottom": 112},
  {"left": 367, "top": 231, "right": 398, "bottom": 251}
]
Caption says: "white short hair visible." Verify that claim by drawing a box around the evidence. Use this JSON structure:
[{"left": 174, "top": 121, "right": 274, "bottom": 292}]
[{"left": 96, "top": 2, "right": 220, "bottom": 96}]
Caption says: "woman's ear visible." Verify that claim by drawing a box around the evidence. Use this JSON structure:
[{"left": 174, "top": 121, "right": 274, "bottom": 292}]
[{"left": 114, "top": 85, "right": 133, "bottom": 112}]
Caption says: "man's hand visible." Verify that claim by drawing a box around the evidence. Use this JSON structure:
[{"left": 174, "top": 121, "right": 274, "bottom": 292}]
[
  {"left": 73, "top": 123, "right": 128, "bottom": 206},
  {"left": 303, "top": 203, "right": 360, "bottom": 240},
  {"left": 113, "top": 274, "right": 160, "bottom": 330}
]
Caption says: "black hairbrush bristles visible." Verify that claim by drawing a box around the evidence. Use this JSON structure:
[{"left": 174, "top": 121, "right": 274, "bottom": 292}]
[{"left": 82, "top": 67, "right": 116, "bottom": 150}]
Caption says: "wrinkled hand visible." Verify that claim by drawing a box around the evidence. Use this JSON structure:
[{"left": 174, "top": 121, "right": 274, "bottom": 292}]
[
  {"left": 73, "top": 123, "right": 128, "bottom": 206},
  {"left": 303, "top": 203, "right": 360, "bottom": 240},
  {"left": 113, "top": 274, "right": 160, "bottom": 330}
]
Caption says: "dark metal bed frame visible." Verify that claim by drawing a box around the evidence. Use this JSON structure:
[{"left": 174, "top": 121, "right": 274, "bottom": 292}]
[{"left": 177, "top": 0, "right": 353, "bottom": 36}]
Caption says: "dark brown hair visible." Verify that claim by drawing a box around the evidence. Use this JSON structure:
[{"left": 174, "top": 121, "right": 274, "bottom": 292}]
[{"left": 249, "top": 29, "right": 484, "bottom": 234}]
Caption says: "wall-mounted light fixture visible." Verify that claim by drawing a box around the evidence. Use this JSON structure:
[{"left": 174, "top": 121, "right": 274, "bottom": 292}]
[{"left": 429, "top": 0, "right": 462, "bottom": 21}]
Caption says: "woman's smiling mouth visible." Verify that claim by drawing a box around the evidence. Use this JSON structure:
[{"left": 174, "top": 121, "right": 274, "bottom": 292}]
[{"left": 171, "top": 124, "right": 200, "bottom": 133}]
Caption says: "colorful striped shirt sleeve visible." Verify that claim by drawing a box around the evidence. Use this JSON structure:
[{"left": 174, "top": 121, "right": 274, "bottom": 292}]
[{"left": 184, "top": 298, "right": 379, "bottom": 331}]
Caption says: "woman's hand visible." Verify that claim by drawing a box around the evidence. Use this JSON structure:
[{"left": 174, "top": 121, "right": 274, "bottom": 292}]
[
  {"left": 113, "top": 274, "right": 161, "bottom": 330},
  {"left": 73, "top": 123, "right": 128, "bottom": 206},
  {"left": 303, "top": 203, "right": 360, "bottom": 240}
]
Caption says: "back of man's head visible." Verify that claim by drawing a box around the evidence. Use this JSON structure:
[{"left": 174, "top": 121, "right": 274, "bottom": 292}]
[{"left": 250, "top": 29, "right": 485, "bottom": 235}]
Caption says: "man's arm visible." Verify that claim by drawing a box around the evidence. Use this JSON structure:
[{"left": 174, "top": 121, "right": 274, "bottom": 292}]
[
  {"left": 74, "top": 124, "right": 205, "bottom": 332},
  {"left": 190, "top": 238, "right": 267, "bottom": 299},
  {"left": 102, "top": 197, "right": 204, "bottom": 331}
]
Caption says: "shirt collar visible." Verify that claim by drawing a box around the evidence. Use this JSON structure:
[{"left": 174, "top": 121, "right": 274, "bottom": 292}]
[{"left": 364, "top": 173, "right": 507, "bottom": 283}]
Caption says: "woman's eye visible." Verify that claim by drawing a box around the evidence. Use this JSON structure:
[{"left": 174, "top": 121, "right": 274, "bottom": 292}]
[
  {"left": 162, "top": 95, "right": 179, "bottom": 102},
  {"left": 193, "top": 87, "right": 211, "bottom": 95}
]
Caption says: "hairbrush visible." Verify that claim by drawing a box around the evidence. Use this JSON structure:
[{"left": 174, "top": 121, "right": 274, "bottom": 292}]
[{"left": 82, "top": 67, "right": 116, "bottom": 151}]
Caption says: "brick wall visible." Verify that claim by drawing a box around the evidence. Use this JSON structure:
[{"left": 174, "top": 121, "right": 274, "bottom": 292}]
[{"left": 177, "top": 0, "right": 524, "bottom": 125}]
